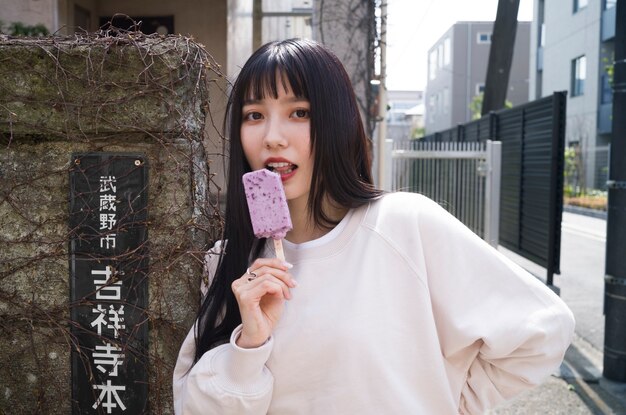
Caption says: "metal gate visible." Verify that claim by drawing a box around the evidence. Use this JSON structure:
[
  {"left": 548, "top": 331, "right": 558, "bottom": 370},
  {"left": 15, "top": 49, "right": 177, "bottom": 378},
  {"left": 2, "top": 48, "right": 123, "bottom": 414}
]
[
  {"left": 388, "top": 140, "right": 502, "bottom": 247},
  {"left": 392, "top": 92, "right": 566, "bottom": 284}
]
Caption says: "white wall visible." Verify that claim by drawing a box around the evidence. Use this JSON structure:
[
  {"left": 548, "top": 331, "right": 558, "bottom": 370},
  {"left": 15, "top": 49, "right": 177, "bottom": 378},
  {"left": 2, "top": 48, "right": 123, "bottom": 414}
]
[{"left": 0, "top": 0, "right": 58, "bottom": 32}]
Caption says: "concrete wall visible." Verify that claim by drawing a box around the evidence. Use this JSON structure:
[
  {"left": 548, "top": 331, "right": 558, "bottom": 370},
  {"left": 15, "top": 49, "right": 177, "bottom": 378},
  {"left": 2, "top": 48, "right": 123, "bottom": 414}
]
[
  {"left": 528, "top": 0, "right": 542, "bottom": 101},
  {"left": 227, "top": 0, "right": 253, "bottom": 81},
  {"left": 530, "top": 0, "right": 603, "bottom": 188},
  {"left": 0, "top": 0, "right": 58, "bottom": 32},
  {"left": 0, "top": 36, "right": 221, "bottom": 414}
]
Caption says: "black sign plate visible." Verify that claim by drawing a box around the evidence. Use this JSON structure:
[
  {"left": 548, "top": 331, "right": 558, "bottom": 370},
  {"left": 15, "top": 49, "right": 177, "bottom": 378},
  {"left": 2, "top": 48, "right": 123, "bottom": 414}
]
[{"left": 69, "top": 153, "right": 149, "bottom": 414}]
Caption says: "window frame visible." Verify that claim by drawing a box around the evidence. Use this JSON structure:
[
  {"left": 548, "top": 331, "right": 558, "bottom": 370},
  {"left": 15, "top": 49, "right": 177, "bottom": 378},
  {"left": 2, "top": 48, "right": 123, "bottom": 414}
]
[
  {"left": 477, "top": 32, "right": 492, "bottom": 44},
  {"left": 571, "top": 55, "right": 586, "bottom": 97},
  {"left": 573, "top": 0, "right": 588, "bottom": 13},
  {"left": 429, "top": 49, "right": 438, "bottom": 80}
]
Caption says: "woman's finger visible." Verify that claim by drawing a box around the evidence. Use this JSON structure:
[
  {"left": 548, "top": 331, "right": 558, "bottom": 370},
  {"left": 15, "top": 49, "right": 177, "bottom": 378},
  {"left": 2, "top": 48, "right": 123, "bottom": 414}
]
[
  {"left": 247, "top": 265, "right": 296, "bottom": 288},
  {"left": 250, "top": 257, "right": 293, "bottom": 273},
  {"left": 238, "top": 273, "right": 292, "bottom": 300}
]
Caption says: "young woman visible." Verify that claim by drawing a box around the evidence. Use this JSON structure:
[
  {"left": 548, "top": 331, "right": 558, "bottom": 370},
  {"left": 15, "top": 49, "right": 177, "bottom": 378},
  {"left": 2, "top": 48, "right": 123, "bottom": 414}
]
[{"left": 173, "top": 39, "right": 575, "bottom": 414}]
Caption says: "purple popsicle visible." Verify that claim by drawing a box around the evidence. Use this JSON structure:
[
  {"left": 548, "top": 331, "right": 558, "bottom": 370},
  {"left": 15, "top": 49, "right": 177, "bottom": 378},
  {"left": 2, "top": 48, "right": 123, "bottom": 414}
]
[{"left": 243, "top": 169, "right": 292, "bottom": 260}]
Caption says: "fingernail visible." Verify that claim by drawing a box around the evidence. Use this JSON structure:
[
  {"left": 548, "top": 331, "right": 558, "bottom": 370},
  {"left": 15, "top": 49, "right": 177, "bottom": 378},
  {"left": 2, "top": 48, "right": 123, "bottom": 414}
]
[
  {"left": 291, "top": 279, "right": 298, "bottom": 287},
  {"left": 283, "top": 261, "right": 293, "bottom": 269}
]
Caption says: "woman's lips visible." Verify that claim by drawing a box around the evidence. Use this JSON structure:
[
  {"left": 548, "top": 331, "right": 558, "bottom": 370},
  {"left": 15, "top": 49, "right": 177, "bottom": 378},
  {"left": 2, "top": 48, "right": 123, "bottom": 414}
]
[{"left": 266, "top": 160, "right": 298, "bottom": 181}]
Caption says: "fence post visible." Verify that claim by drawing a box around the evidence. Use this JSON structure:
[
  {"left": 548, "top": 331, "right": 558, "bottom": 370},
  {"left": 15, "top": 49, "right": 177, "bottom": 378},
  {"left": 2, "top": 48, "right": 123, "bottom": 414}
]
[
  {"left": 489, "top": 112, "right": 498, "bottom": 141},
  {"left": 384, "top": 139, "right": 393, "bottom": 191},
  {"left": 484, "top": 140, "right": 502, "bottom": 247}
]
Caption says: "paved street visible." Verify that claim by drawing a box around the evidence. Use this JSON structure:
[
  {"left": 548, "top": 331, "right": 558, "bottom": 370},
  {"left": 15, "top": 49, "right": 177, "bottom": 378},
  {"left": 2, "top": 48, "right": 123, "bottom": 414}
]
[
  {"left": 559, "top": 212, "right": 607, "bottom": 352},
  {"left": 499, "top": 212, "right": 607, "bottom": 351}
]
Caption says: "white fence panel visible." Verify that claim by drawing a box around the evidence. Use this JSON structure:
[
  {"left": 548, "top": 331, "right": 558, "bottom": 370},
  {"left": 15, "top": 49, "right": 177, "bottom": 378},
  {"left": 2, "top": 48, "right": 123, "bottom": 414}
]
[{"left": 389, "top": 140, "right": 501, "bottom": 246}]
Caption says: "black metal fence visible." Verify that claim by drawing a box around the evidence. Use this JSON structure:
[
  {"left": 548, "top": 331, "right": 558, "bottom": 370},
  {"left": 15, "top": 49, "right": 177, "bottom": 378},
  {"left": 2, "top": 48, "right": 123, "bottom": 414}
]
[{"left": 419, "top": 92, "right": 566, "bottom": 284}]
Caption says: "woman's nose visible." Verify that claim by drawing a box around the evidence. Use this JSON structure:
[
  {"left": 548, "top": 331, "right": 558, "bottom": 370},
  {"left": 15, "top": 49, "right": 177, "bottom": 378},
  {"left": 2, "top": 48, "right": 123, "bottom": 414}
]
[{"left": 262, "top": 118, "right": 288, "bottom": 149}]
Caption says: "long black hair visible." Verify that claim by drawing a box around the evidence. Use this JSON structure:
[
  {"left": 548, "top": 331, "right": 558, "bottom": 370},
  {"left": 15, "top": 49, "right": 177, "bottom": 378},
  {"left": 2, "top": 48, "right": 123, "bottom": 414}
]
[{"left": 194, "top": 39, "right": 382, "bottom": 360}]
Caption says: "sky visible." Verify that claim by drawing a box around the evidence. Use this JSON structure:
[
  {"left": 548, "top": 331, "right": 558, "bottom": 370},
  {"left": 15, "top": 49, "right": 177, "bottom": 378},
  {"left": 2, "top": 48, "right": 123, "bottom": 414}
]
[{"left": 386, "top": 0, "right": 534, "bottom": 91}]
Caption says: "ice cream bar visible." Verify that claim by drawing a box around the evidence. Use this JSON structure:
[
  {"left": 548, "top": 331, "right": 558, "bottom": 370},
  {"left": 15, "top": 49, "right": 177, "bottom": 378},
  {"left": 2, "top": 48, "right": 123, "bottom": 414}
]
[{"left": 243, "top": 169, "right": 292, "bottom": 260}]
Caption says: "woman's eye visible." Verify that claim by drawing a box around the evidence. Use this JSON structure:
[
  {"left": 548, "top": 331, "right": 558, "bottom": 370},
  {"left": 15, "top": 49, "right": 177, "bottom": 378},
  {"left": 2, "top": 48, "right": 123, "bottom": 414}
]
[
  {"left": 244, "top": 112, "right": 263, "bottom": 121},
  {"left": 292, "top": 109, "right": 310, "bottom": 119}
]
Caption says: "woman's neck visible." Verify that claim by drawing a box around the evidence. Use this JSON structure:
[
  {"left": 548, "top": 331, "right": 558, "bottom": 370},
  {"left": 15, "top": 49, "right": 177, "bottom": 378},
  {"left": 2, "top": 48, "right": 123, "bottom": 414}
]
[{"left": 285, "top": 195, "right": 347, "bottom": 244}]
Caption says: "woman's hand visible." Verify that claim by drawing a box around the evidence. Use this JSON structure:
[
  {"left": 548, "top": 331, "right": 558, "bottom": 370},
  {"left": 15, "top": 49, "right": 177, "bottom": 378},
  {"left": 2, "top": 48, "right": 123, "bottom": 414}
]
[{"left": 231, "top": 258, "right": 296, "bottom": 348}]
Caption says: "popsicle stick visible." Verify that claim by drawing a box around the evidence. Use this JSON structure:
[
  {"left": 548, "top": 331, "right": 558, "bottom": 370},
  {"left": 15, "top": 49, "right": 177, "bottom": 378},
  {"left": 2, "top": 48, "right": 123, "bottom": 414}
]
[{"left": 273, "top": 238, "right": 286, "bottom": 262}]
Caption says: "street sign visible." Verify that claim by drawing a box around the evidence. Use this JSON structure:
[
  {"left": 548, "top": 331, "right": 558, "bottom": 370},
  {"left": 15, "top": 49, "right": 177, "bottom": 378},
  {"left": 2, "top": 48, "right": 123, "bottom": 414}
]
[{"left": 69, "top": 153, "right": 149, "bottom": 414}]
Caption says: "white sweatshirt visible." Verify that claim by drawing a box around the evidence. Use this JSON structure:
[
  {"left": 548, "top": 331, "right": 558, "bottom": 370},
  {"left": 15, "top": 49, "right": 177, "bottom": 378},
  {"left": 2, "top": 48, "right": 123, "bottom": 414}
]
[{"left": 173, "top": 192, "right": 575, "bottom": 414}]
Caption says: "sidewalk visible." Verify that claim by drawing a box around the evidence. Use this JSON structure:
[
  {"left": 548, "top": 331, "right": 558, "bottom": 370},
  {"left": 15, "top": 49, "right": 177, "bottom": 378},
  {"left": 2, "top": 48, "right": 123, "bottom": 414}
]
[
  {"left": 492, "top": 212, "right": 626, "bottom": 414},
  {"left": 489, "top": 332, "right": 626, "bottom": 414}
]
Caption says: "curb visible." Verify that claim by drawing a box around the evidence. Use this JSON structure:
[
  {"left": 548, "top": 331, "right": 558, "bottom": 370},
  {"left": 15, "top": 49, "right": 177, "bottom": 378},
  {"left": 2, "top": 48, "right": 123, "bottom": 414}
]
[
  {"left": 563, "top": 205, "right": 607, "bottom": 220},
  {"left": 563, "top": 333, "right": 626, "bottom": 413}
]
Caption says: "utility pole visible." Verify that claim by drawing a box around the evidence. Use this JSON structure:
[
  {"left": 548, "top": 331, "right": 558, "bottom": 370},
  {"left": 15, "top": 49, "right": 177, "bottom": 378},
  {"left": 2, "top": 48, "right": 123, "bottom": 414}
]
[
  {"left": 253, "top": 0, "right": 263, "bottom": 50},
  {"left": 377, "top": 0, "right": 388, "bottom": 189},
  {"left": 603, "top": 0, "right": 626, "bottom": 382},
  {"left": 482, "top": 0, "right": 520, "bottom": 115}
]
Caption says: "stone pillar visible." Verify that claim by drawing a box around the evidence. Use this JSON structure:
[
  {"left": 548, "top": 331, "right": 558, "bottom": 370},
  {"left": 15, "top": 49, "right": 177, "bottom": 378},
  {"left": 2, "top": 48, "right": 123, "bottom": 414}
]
[{"left": 0, "top": 33, "right": 224, "bottom": 414}]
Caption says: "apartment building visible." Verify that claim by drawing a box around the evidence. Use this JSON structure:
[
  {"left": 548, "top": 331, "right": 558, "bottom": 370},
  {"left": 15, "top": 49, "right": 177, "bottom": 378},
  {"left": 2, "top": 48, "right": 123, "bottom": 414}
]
[
  {"left": 424, "top": 21, "right": 531, "bottom": 133},
  {"left": 529, "top": 0, "right": 616, "bottom": 189},
  {"left": 386, "top": 90, "right": 424, "bottom": 140}
]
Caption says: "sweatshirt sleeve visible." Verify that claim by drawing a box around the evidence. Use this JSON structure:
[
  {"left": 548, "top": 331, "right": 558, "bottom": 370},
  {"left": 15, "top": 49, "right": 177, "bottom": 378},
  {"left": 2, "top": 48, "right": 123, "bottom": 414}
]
[
  {"left": 416, "top": 196, "right": 575, "bottom": 415},
  {"left": 172, "top": 240, "right": 275, "bottom": 414},
  {"left": 173, "top": 324, "right": 274, "bottom": 414}
]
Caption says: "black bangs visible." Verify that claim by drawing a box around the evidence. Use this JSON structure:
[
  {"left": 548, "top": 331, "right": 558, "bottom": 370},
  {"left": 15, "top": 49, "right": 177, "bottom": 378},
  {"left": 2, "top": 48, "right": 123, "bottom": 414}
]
[{"left": 238, "top": 42, "right": 309, "bottom": 102}]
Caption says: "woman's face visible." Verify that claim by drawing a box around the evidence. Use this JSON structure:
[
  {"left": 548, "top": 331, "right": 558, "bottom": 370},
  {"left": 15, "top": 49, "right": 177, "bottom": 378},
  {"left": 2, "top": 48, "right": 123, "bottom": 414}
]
[{"left": 240, "top": 79, "right": 314, "bottom": 207}]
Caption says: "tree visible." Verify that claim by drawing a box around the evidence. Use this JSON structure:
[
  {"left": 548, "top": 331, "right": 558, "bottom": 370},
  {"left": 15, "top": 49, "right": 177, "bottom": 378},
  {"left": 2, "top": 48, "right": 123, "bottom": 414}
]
[
  {"left": 411, "top": 126, "right": 425, "bottom": 139},
  {"left": 469, "top": 93, "right": 512, "bottom": 120},
  {"left": 0, "top": 21, "right": 49, "bottom": 36},
  {"left": 482, "top": 0, "right": 520, "bottom": 115}
]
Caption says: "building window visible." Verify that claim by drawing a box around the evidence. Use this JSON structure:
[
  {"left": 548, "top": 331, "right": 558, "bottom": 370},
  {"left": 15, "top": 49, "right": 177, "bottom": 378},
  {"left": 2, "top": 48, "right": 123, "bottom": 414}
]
[
  {"left": 571, "top": 55, "right": 586, "bottom": 97},
  {"left": 444, "top": 37, "right": 451, "bottom": 66},
  {"left": 437, "top": 91, "right": 443, "bottom": 115},
  {"left": 476, "top": 84, "right": 486, "bottom": 95},
  {"left": 429, "top": 94, "right": 436, "bottom": 118},
  {"left": 437, "top": 43, "right": 444, "bottom": 70},
  {"left": 605, "top": 0, "right": 616, "bottom": 9},
  {"left": 574, "top": 0, "right": 588, "bottom": 13},
  {"left": 429, "top": 49, "right": 438, "bottom": 80},
  {"left": 477, "top": 33, "right": 491, "bottom": 44},
  {"left": 601, "top": 74, "right": 613, "bottom": 104},
  {"left": 443, "top": 88, "right": 450, "bottom": 114}
]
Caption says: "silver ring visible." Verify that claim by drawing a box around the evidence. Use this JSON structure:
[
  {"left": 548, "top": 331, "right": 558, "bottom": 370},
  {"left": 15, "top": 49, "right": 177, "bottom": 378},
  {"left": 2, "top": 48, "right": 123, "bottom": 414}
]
[{"left": 246, "top": 267, "right": 257, "bottom": 282}]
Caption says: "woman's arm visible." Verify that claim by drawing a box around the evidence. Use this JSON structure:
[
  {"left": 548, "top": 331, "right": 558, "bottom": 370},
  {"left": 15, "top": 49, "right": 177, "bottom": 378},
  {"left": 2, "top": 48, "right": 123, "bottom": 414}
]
[
  {"left": 416, "top": 197, "right": 575, "bottom": 414},
  {"left": 173, "top": 322, "right": 274, "bottom": 414},
  {"left": 173, "top": 242, "right": 295, "bottom": 414},
  {"left": 173, "top": 241, "right": 274, "bottom": 414}
]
